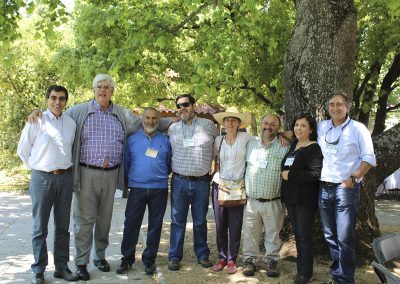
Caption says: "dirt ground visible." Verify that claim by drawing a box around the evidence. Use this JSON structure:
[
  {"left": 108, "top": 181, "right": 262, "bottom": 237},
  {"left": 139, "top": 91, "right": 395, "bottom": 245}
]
[{"left": 136, "top": 222, "right": 400, "bottom": 284}]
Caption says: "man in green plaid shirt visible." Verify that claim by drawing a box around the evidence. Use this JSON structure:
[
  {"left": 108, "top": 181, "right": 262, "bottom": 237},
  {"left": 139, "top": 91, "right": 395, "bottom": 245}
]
[{"left": 242, "top": 114, "right": 288, "bottom": 278}]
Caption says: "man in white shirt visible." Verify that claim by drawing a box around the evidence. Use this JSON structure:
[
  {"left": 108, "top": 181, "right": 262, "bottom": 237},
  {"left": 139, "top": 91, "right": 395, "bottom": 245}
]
[
  {"left": 318, "top": 91, "right": 376, "bottom": 284},
  {"left": 17, "top": 85, "right": 78, "bottom": 284}
]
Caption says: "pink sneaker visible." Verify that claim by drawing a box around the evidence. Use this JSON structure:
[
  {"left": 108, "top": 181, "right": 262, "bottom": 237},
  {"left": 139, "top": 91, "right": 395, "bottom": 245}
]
[
  {"left": 227, "top": 261, "right": 237, "bottom": 274},
  {"left": 213, "top": 259, "right": 227, "bottom": 272}
]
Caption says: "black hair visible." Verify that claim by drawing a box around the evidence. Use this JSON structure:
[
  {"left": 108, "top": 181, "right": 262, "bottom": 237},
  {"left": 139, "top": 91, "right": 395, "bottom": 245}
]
[
  {"left": 175, "top": 93, "right": 196, "bottom": 105},
  {"left": 291, "top": 113, "right": 318, "bottom": 141},
  {"left": 45, "top": 85, "right": 69, "bottom": 101}
]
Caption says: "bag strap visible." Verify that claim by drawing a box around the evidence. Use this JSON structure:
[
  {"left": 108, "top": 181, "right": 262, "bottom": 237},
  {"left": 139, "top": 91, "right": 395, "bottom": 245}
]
[{"left": 216, "top": 136, "right": 225, "bottom": 172}]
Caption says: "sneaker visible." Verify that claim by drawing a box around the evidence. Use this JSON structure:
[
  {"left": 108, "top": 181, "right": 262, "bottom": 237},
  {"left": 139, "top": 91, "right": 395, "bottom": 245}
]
[
  {"left": 242, "top": 261, "right": 256, "bottom": 276},
  {"left": 93, "top": 259, "right": 111, "bottom": 272},
  {"left": 168, "top": 259, "right": 181, "bottom": 271},
  {"left": 31, "top": 273, "right": 44, "bottom": 284},
  {"left": 198, "top": 258, "right": 213, "bottom": 268},
  {"left": 213, "top": 259, "right": 227, "bottom": 272},
  {"left": 116, "top": 261, "right": 132, "bottom": 274},
  {"left": 145, "top": 263, "right": 156, "bottom": 275},
  {"left": 76, "top": 265, "right": 90, "bottom": 281},
  {"left": 227, "top": 261, "right": 237, "bottom": 274},
  {"left": 265, "top": 259, "right": 279, "bottom": 277},
  {"left": 321, "top": 280, "right": 337, "bottom": 284}
]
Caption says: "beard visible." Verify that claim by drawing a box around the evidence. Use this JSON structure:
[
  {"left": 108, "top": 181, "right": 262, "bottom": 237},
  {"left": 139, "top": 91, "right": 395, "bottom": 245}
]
[
  {"left": 180, "top": 111, "right": 195, "bottom": 122},
  {"left": 144, "top": 125, "right": 158, "bottom": 134}
]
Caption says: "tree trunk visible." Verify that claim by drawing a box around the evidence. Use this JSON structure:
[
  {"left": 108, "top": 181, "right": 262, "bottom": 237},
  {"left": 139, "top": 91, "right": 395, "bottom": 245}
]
[
  {"left": 357, "top": 63, "right": 381, "bottom": 127},
  {"left": 281, "top": 0, "right": 400, "bottom": 263},
  {"left": 372, "top": 53, "right": 400, "bottom": 136},
  {"left": 283, "top": 0, "right": 357, "bottom": 126}
]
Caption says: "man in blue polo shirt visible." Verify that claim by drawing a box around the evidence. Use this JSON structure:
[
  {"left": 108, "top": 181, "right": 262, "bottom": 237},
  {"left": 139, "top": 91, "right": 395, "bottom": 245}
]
[{"left": 116, "top": 107, "right": 172, "bottom": 275}]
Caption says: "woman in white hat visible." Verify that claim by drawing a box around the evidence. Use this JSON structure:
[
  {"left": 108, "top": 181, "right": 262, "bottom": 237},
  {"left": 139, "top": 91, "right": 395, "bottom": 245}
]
[{"left": 211, "top": 106, "right": 252, "bottom": 274}]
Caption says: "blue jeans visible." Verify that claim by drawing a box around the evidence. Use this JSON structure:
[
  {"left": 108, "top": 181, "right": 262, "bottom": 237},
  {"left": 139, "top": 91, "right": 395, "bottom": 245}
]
[
  {"left": 29, "top": 170, "right": 73, "bottom": 273},
  {"left": 319, "top": 182, "right": 360, "bottom": 284},
  {"left": 120, "top": 188, "right": 168, "bottom": 266},
  {"left": 168, "top": 174, "right": 211, "bottom": 261}
]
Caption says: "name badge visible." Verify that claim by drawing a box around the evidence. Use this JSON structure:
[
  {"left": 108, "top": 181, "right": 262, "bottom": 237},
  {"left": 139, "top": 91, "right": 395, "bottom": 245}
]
[
  {"left": 284, "top": 157, "right": 295, "bottom": 166},
  {"left": 145, "top": 148, "right": 158, "bottom": 158},
  {"left": 183, "top": 138, "right": 195, "bottom": 147},
  {"left": 326, "top": 144, "right": 338, "bottom": 154},
  {"left": 257, "top": 160, "right": 268, "bottom": 168}
]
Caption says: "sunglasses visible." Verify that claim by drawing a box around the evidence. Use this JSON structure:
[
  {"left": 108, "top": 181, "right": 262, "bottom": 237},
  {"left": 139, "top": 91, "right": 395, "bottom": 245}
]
[{"left": 176, "top": 102, "right": 192, "bottom": 109}]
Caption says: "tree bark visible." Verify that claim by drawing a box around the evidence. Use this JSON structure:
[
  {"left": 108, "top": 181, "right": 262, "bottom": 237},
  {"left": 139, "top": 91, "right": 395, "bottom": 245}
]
[
  {"left": 283, "top": 0, "right": 357, "bottom": 126},
  {"left": 281, "top": 0, "right": 400, "bottom": 263}
]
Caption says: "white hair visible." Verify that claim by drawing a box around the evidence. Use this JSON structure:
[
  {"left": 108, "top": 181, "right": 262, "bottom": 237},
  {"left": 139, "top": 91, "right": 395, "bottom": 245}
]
[{"left": 92, "top": 74, "right": 115, "bottom": 90}]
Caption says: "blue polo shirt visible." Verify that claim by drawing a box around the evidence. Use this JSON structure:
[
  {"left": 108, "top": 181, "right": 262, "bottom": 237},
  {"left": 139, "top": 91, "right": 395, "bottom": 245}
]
[{"left": 124, "top": 130, "right": 172, "bottom": 189}]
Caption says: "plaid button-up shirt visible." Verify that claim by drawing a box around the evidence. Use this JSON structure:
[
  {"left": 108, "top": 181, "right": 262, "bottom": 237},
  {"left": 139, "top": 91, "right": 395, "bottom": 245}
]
[
  {"left": 168, "top": 117, "right": 218, "bottom": 176},
  {"left": 80, "top": 100, "right": 125, "bottom": 167},
  {"left": 245, "top": 137, "right": 288, "bottom": 199}
]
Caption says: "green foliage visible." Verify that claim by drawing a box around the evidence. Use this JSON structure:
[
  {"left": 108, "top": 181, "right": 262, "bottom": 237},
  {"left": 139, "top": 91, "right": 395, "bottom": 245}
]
[
  {"left": 354, "top": 0, "right": 400, "bottom": 119},
  {"left": 0, "top": 1, "right": 69, "bottom": 60},
  {"left": 52, "top": 0, "right": 295, "bottom": 116}
]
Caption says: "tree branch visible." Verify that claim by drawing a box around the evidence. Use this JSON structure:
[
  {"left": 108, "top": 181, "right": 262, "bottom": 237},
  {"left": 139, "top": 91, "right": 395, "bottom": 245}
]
[
  {"left": 387, "top": 102, "right": 400, "bottom": 112},
  {"left": 171, "top": 2, "right": 211, "bottom": 33}
]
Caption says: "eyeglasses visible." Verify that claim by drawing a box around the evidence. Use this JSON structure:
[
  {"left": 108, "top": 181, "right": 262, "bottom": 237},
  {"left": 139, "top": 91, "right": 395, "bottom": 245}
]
[
  {"left": 176, "top": 102, "right": 192, "bottom": 109},
  {"left": 49, "top": 96, "right": 66, "bottom": 102}
]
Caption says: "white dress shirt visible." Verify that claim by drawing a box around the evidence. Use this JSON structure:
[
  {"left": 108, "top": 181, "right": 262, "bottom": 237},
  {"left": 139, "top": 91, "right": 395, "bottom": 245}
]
[
  {"left": 317, "top": 116, "right": 376, "bottom": 183},
  {"left": 17, "top": 109, "right": 76, "bottom": 172}
]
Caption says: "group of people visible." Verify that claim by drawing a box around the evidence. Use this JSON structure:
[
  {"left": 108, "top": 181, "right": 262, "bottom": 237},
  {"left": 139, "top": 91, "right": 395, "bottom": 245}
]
[{"left": 17, "top": 73, "right": 376, "bottom": 284}]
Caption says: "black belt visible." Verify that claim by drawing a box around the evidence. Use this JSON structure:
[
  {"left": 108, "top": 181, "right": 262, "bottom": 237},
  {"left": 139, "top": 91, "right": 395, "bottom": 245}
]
[
  {"left": 173, "top": 172, "right": 210, "bottom": 182},
  {"left": 321, "top": 181, "right": 341, "bottom": 187},
  {"left": 255, "top": 197, "right": 280, "bottom": 202},
  {"left": 45, "top": 167, "right": 72, "bottom": 175},
  {"left": 80, "top": 163, "right": 120, "bottom": 171}
]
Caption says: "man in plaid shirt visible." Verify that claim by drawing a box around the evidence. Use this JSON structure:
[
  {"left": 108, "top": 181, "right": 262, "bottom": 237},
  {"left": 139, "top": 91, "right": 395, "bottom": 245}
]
[
  {"left": 242, "top": 114, "right": 288, "bottom": 278},
  {"left": 167, "top": 94, "right": 218, "bottom": 271}
]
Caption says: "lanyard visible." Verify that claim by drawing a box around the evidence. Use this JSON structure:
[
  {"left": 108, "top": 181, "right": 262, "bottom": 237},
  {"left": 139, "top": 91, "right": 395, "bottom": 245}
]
[
  {"left": 181, "top": 119, "right": 196, "bottom": 139},
  {"left": 325, "top": 118, "right": 351, "bottom": 145}
]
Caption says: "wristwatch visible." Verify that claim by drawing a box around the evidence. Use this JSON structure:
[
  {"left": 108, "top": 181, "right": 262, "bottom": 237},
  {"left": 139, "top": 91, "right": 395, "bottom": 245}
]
[{"left": 350, "top": 175, "right": 360, "bottom": 184}]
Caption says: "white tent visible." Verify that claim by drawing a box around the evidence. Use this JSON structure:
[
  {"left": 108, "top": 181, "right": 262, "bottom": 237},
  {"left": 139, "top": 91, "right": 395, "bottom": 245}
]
[{"left": 376, "top": 168, "right": 400, "bottom": 196}]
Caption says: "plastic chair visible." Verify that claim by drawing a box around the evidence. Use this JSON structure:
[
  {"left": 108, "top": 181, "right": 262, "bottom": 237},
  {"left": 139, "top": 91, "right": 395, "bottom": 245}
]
[
  {"left": 372, "top": 233, "right": 400, "bottom": 283},
  {"left": 372, "top": 233, "right": 400, "bottom": 265},
  {"left": 372, "top": 261, "right": 400, "bottom": 284}
]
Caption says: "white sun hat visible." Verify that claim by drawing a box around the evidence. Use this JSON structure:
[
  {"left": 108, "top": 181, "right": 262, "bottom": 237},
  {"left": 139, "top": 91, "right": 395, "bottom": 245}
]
[{"left": 213, "top": 106, "right": 252, "bottom": 129}]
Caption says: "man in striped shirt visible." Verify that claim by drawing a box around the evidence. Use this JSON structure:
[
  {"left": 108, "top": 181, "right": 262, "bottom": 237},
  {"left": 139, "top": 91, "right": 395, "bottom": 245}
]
[
  {"left": 167, "top": 94, "right": 218, "bottom": 271},
  {"left": 242, "top": 114, "right": 288, "bottom": 278}
]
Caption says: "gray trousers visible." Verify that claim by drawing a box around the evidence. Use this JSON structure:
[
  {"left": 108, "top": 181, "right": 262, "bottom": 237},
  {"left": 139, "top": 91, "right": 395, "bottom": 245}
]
[
  {"left": 73, "top": 167, "right": 117, "bottom": 265},
  {"left": 29, "top": 170, "right": 73, "bottom": 273}
]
